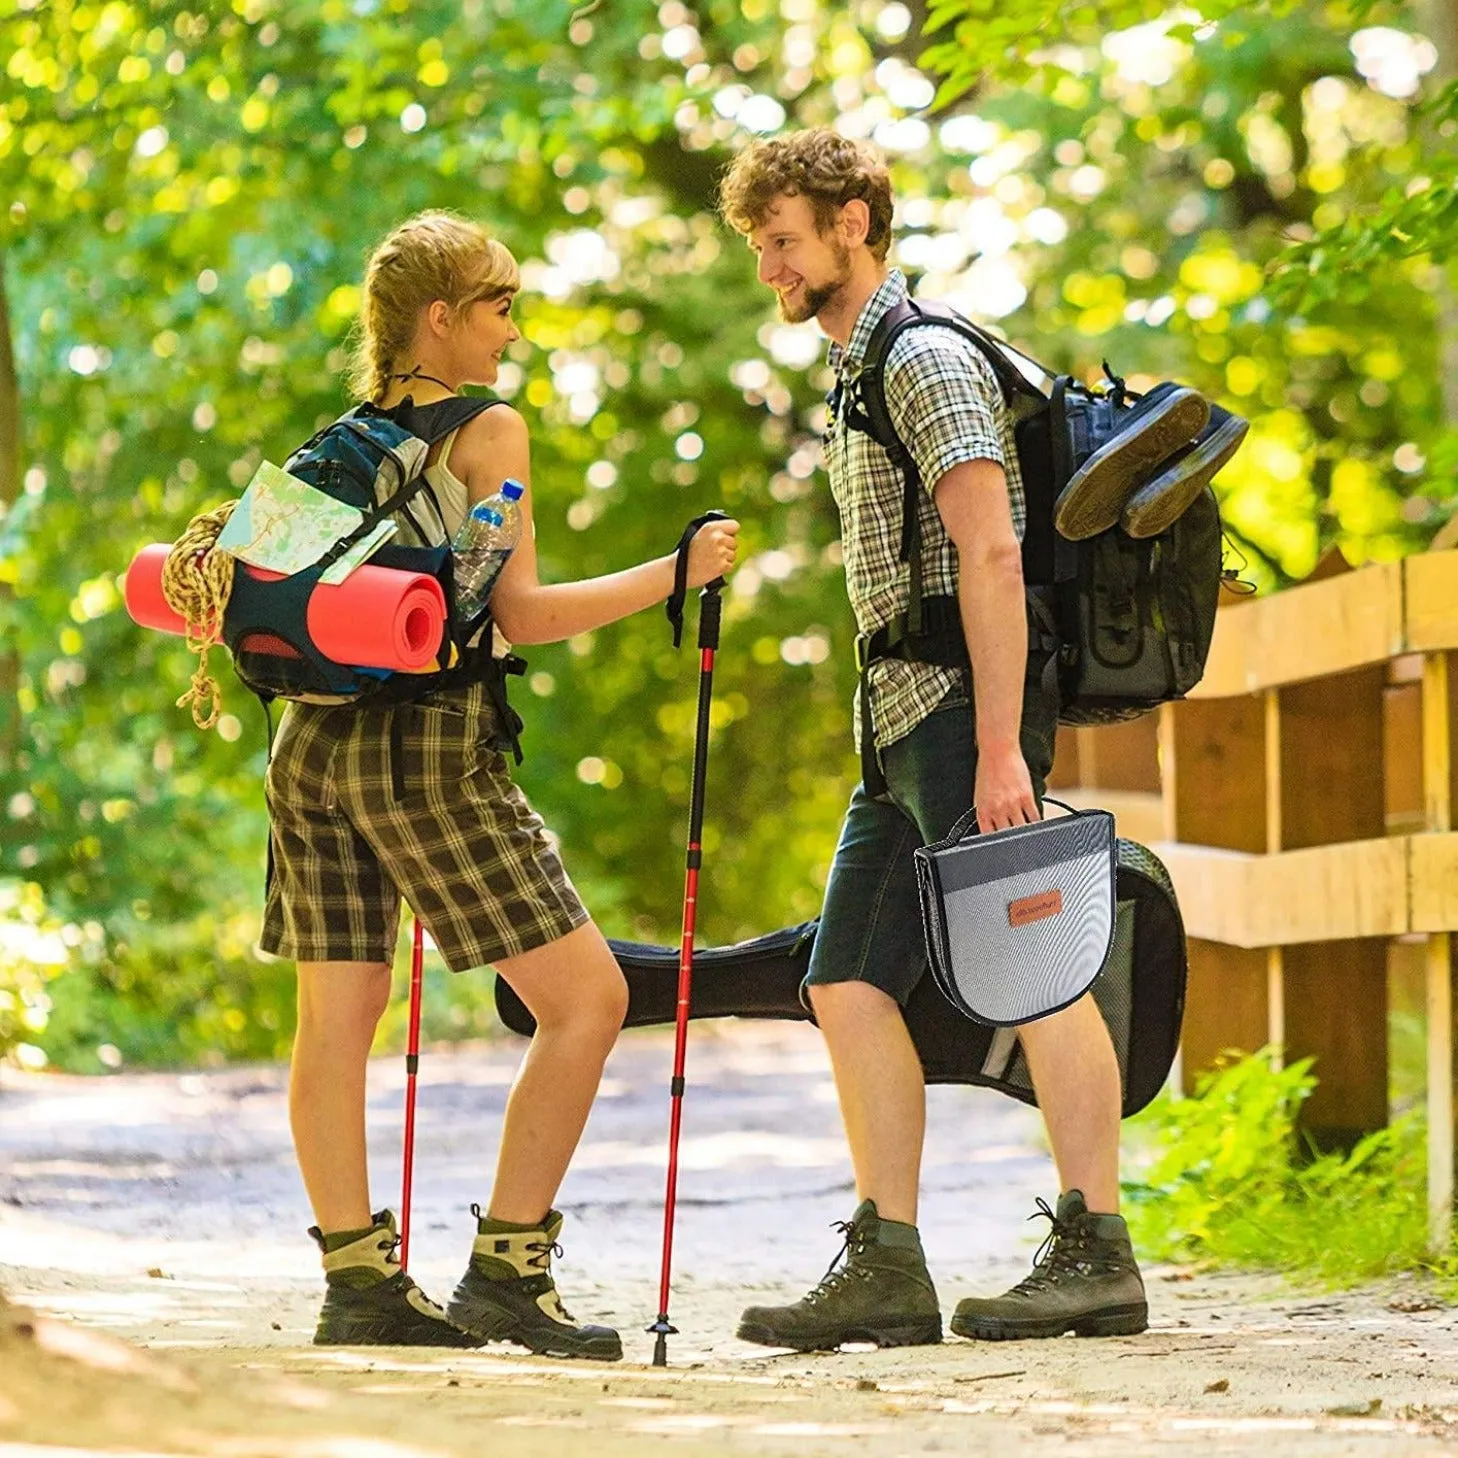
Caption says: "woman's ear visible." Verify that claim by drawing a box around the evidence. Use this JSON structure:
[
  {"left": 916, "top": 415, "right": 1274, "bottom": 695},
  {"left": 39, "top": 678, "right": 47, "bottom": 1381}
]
[{"left": 426, "top": 299, "right": 453, "bottom": 336}]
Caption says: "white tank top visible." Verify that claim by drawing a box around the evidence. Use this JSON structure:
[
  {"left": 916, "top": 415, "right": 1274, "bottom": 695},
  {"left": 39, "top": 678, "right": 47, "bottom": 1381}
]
[
  {"left": 423, "top": 428, "right": 470, "bottom": 539},
  {"left": 422, "top": 428, "right": 514, "bottom": 655}
]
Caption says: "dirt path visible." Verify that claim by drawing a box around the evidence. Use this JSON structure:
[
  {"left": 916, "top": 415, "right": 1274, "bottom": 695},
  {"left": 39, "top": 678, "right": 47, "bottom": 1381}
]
[{"left": 3, "top": 1022, "right": 1457, "bottom": 1456}]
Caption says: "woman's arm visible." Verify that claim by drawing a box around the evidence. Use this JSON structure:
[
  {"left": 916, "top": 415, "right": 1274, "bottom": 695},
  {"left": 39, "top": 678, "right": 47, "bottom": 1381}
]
[{"left": 447, "top": 404, "right": 738, "bottom": 646}]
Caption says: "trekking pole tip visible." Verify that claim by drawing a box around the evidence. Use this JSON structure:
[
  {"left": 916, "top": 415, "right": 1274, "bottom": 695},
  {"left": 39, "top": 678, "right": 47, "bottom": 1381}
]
[{"left": 647, "top": 1315, "right": 677, "bottom": 1367}]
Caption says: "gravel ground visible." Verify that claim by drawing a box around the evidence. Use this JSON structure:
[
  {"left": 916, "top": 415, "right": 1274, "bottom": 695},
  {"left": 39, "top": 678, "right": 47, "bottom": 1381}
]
[{"left": 3, "top": 1020, "right": 1457, "bottom": 1456}]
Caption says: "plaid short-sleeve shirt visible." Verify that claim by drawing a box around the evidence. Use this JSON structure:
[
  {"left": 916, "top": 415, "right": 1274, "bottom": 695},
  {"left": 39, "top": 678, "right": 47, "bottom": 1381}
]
[{"left": 825, "top": 270, "right": 1026, "bottom": 753}]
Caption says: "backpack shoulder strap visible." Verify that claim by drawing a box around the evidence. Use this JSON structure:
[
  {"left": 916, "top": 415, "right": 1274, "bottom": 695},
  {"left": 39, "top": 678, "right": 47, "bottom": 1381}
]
[
  {"left": 855, "top": 299, "right": 1049, "bottom": 454},
  {"left": 357, "top": 394, "right": 504, "bottom": 447}
]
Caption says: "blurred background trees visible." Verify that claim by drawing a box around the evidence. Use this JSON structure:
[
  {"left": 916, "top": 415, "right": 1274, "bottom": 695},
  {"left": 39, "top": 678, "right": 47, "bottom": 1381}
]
[{"left": 0, "top": 0, "right": 1450, "bottom": 1071}]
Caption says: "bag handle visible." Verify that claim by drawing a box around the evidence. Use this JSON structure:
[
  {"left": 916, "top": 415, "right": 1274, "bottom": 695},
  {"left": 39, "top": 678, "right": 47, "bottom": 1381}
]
[{"left": 943, "top": 795, "right": 1080, "bottom": 846}]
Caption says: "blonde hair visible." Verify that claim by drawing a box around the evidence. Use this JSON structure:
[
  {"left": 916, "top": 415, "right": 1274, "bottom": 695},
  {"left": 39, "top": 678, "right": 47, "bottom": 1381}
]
[
  {"left": 346, "top": 210, "right": 521, "bottom": 402},
  {"left": 718, "top": 129, "right": 894, "bottom": 262}
]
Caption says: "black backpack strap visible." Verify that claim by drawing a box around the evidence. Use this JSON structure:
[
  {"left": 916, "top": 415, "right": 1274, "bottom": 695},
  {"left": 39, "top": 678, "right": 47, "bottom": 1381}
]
[{"left": 367, "top": 394, "right": 505, "bottom": 445}]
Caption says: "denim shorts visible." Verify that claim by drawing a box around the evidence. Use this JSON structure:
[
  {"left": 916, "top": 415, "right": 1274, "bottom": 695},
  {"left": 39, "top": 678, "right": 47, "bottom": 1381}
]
[{"left": 805, "top": 654, "right": 1058, "bottom": 1006}]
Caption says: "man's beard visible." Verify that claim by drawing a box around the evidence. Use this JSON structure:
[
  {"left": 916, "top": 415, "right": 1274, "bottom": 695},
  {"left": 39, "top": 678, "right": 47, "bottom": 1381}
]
[{"left": 778, "top": 245, "right": 852, "bottom": 323}]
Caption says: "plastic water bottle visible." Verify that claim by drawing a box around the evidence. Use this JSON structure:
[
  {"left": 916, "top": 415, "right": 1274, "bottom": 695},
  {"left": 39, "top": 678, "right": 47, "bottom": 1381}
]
[{"left": 451, "top": 478, "right": 524, "bottom": 623}]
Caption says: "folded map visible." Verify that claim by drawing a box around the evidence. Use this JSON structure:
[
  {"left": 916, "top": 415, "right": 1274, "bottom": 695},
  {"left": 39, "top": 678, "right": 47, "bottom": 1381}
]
[{"left": 216, "top": 461, "right": 397, "bottom": 584}]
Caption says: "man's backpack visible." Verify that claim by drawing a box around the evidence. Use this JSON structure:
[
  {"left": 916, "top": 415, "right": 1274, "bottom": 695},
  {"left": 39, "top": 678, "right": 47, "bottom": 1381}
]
[
  {"left": 847, "top": 298, "right": 1227, "bottom": 728},
  {"left": 221, "top": 395, "right": 526, "bottom": 749}
]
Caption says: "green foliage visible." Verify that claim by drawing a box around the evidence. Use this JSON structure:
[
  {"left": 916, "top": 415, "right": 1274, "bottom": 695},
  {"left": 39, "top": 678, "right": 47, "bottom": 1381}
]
[{"left": 1122, "top": 1053, "right": 1445, "bottom": 1288}]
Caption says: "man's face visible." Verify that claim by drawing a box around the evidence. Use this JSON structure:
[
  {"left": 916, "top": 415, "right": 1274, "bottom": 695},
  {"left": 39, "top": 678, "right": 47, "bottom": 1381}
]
[{"left": 748, "top": 193, "right": 854, "bottom": 324}]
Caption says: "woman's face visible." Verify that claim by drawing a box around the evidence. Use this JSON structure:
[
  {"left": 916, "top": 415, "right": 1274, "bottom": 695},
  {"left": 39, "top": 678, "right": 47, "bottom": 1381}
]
[{"left": 454, "top": 291, "right": 520, "bottom": 386}]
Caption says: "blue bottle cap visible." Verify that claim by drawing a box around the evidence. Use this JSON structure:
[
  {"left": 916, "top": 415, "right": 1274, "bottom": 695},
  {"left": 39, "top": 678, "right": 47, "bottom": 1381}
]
[{"left": 501, "top": 478, "right": 525, "bottom": 501}]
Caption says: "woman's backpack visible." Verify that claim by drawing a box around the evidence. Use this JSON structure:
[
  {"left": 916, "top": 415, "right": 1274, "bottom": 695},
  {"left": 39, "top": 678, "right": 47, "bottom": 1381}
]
[
  {"left": 846, "top": 299, "right": 1227, "bottom": 727},
  {"left": 222, "top": 396, "right": 524, "bottom": 728}
]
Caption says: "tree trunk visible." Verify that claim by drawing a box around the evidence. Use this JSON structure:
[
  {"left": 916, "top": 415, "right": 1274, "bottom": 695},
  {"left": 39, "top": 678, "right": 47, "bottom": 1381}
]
[{"left": 0, "top": 249, "right": 19, "bottom": 766}]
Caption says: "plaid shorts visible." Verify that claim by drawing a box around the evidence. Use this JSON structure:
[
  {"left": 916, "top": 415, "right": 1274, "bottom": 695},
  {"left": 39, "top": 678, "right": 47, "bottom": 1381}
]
[{"left": 259, "top": 682, "right": 589, "bottom": 972}]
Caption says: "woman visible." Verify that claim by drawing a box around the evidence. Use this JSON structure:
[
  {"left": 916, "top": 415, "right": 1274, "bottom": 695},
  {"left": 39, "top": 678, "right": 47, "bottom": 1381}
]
[{"left": 259, "top": 210, "right": 739, "bottom": 1357}]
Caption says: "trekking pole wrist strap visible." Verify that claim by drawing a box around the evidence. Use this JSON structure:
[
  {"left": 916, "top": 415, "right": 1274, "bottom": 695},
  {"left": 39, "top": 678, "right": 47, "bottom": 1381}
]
[{"left": 666, "top": 510, "right": 730, "bottom": 648}]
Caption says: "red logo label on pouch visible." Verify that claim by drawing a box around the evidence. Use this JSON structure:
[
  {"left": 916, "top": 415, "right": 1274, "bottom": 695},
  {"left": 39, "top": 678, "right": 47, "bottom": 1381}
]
[{"left": 1008, "top": 889, "right": 1063, "bottom": 927}]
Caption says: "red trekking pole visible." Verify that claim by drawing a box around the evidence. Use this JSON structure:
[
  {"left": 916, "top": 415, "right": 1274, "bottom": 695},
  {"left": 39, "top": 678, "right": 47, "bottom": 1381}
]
[
  {"left": 649, "top": 513, "right": 728, "bottom": 1368},
  {"left": 399, "top": 916, "right": 425, "bottom": 1270}
]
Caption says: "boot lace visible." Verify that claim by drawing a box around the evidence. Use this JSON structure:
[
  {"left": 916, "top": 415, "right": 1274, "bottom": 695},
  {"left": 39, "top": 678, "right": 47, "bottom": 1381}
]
[
  {"left": 1008, "top": 1199, "right": 1120, "bottom": 1296},
  {"left": 375, "top": 1231, "right": 451, "bottom": 1319},
  {"left": 525, "top": 1238, "right": 576, "bottom": 1324},
  {"left": 803, "top": 1220, "right": 874, "bottom": 1305}
]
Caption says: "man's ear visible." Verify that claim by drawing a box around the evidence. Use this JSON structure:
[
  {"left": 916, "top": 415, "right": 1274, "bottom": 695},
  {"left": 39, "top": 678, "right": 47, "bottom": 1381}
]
[{"left": 839, "top": 198, "right": 871, "bottom": 249}]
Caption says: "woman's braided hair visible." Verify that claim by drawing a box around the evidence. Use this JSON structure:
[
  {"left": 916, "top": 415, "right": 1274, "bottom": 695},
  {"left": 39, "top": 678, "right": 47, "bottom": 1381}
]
[{"left": 345, "top": 210, "right": 521, "bottom": 403}]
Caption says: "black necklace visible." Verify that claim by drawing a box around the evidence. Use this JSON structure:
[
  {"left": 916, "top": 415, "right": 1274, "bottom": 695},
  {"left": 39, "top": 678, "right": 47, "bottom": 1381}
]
[{"left": 390, "top": 367, "right": 456, "bottom": 394}]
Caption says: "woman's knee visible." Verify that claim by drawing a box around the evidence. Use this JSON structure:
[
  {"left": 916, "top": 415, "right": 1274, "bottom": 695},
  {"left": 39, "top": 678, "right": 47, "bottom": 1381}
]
[
  {"left": 500, "top": 926, "right": 627, "bottom": 1041},
  {"left": 296, "top": 960, "right": 392, "bottom": 1038},
  {"left": 539, "top": 960, "right": 627, "bottom": 1041}
]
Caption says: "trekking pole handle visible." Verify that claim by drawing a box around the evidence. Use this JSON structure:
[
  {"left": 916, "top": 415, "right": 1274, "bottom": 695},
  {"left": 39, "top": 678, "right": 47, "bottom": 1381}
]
[
  {"left": 697, "top": 579, "right": 723, "bottom": 651},
  {"left": 667, "top": 510, "right": 731, "bottom": 648}
]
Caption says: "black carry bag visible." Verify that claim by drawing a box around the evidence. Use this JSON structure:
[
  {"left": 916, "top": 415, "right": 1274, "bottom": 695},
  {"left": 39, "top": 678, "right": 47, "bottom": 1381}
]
[
  {"left": 495, "top": 837, "right": 1186, "bottom": 1118},
  {"left": 915, "top": 804, "right": 1116, "bottom": 1027}
]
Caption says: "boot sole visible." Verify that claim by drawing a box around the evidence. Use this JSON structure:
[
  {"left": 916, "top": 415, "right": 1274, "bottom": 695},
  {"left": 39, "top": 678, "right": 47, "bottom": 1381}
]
[
  {"left": 1053, "top": 392, "right": 1210, "bottom": 541},
  {"left": 950, "top": 1302, "right": 1148, "bottom": 1341},
  {"left": 1120, "top": 415, "right": 1249, "bottom": 538},
  {"left": 448, "top": 1299, "right": 624, "bottom": 1362},
  {"left": 736, "top": 1316, "right": 942, "bottom": 1352},
  {"left": 314, "top": 1322, "right": 483, "bottom": 1348}
]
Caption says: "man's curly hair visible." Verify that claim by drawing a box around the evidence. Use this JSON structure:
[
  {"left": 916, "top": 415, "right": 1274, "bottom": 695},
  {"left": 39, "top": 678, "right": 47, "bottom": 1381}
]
[{"left": 718, "top": 129, "right": 893, "bottom": 261}]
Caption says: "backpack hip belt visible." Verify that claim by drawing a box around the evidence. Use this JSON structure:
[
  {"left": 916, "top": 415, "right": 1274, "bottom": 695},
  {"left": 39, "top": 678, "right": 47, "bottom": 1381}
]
[{"left": 854, "top": 590, "right": 1061, "bottom": 797}]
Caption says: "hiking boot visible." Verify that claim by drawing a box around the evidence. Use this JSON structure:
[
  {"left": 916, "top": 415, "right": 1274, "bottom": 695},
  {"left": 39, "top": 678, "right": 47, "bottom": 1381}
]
[
  {"left": 311, "top": 1210, "right": 481, "bottom": 1347},
  {"left": 736, "top": 1199, "right": 942, "bottom": 1351},
  {"left": 447, "top": 1206, "right": 622, "bottom": 1361},
  {"left": 1120, "top": 404, "right": 1250, "bottom": 538},
  {"left": 950, "top": 1190, "right": 1147, "bottom": 1341},
  {"left": 1053, "top": 386, "right": 1210, "bottom": 541}
]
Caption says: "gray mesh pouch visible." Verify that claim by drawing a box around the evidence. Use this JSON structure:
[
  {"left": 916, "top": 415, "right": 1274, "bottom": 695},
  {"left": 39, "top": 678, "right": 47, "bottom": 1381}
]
[{"left": 914, "top": 805, "right": 1117, "bottom": 1027}]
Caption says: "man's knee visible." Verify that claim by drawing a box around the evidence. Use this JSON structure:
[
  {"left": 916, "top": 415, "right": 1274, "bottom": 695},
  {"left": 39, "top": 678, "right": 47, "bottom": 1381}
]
[{"left": 808, "top": 977, "right": 902, "bottom": 1028}]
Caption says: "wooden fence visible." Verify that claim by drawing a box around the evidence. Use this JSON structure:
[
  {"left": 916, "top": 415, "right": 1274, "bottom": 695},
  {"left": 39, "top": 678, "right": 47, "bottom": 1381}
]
[{"left": 1047, "top": 546, "right": 1458, "bottom": 1248}]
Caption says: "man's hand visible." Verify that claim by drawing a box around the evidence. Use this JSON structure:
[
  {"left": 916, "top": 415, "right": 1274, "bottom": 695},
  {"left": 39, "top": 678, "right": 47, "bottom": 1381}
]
[
  {"left": 974, "top": 744, "right": 1040, "bottom": 833},
  {"left": 685, "top": 517, "right": 741, "bottom": 588}
]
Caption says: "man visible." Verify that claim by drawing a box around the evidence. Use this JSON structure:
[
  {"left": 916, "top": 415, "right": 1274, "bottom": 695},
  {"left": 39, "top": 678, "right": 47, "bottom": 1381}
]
[{"left": 718, "top": 129, "right": 1148, "bottom": 1348}]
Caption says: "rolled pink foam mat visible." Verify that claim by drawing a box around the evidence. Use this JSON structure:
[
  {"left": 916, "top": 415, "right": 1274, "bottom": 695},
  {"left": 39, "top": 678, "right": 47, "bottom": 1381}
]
[
  {"left": 125, "top": 545, "right": 446, "bottom": 672},
  {"left": 305, "top": 568, "right": 445, "bottom": 671},
  {"left": 125, "top": 544, "right": 194, "bottom": 635}
]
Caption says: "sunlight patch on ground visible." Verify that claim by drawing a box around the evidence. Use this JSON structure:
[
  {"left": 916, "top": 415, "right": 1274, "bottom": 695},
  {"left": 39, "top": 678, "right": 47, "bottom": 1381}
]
[{"left": 571, "top": 1131, "right": 852, "bottom": 1171}]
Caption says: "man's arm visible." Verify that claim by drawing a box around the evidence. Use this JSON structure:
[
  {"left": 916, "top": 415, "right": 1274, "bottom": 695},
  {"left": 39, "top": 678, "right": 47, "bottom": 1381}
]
[{"left": 933, "top": 460, "right": 1039, "bottom": 832}]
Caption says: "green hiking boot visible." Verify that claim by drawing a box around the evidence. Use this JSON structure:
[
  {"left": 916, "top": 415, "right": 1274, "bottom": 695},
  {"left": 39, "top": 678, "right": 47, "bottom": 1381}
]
[
  {"left": 950, "top": 1190, "right": 1148, "bottom": 1341},
  {"left": 447, "top": 1206, "right": 622, "bottom": 1361},
  {"left": 311, "top": 1211, "right": 481, "bottom": 1347},
  {"left": 736, "top": 1199, "right": 942, "bottom": 1351}
]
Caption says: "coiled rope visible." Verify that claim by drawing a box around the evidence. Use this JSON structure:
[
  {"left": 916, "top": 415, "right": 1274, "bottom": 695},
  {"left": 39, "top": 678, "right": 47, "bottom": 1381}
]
[{"left": 161, "top": 500, "right": 238, "bottom": 730}]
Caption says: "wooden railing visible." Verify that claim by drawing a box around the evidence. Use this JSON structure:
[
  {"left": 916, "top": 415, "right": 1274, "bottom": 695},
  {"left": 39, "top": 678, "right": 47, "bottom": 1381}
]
[{"left": 1048, "top": 546, "right": 1458, "bottom": 1247}]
